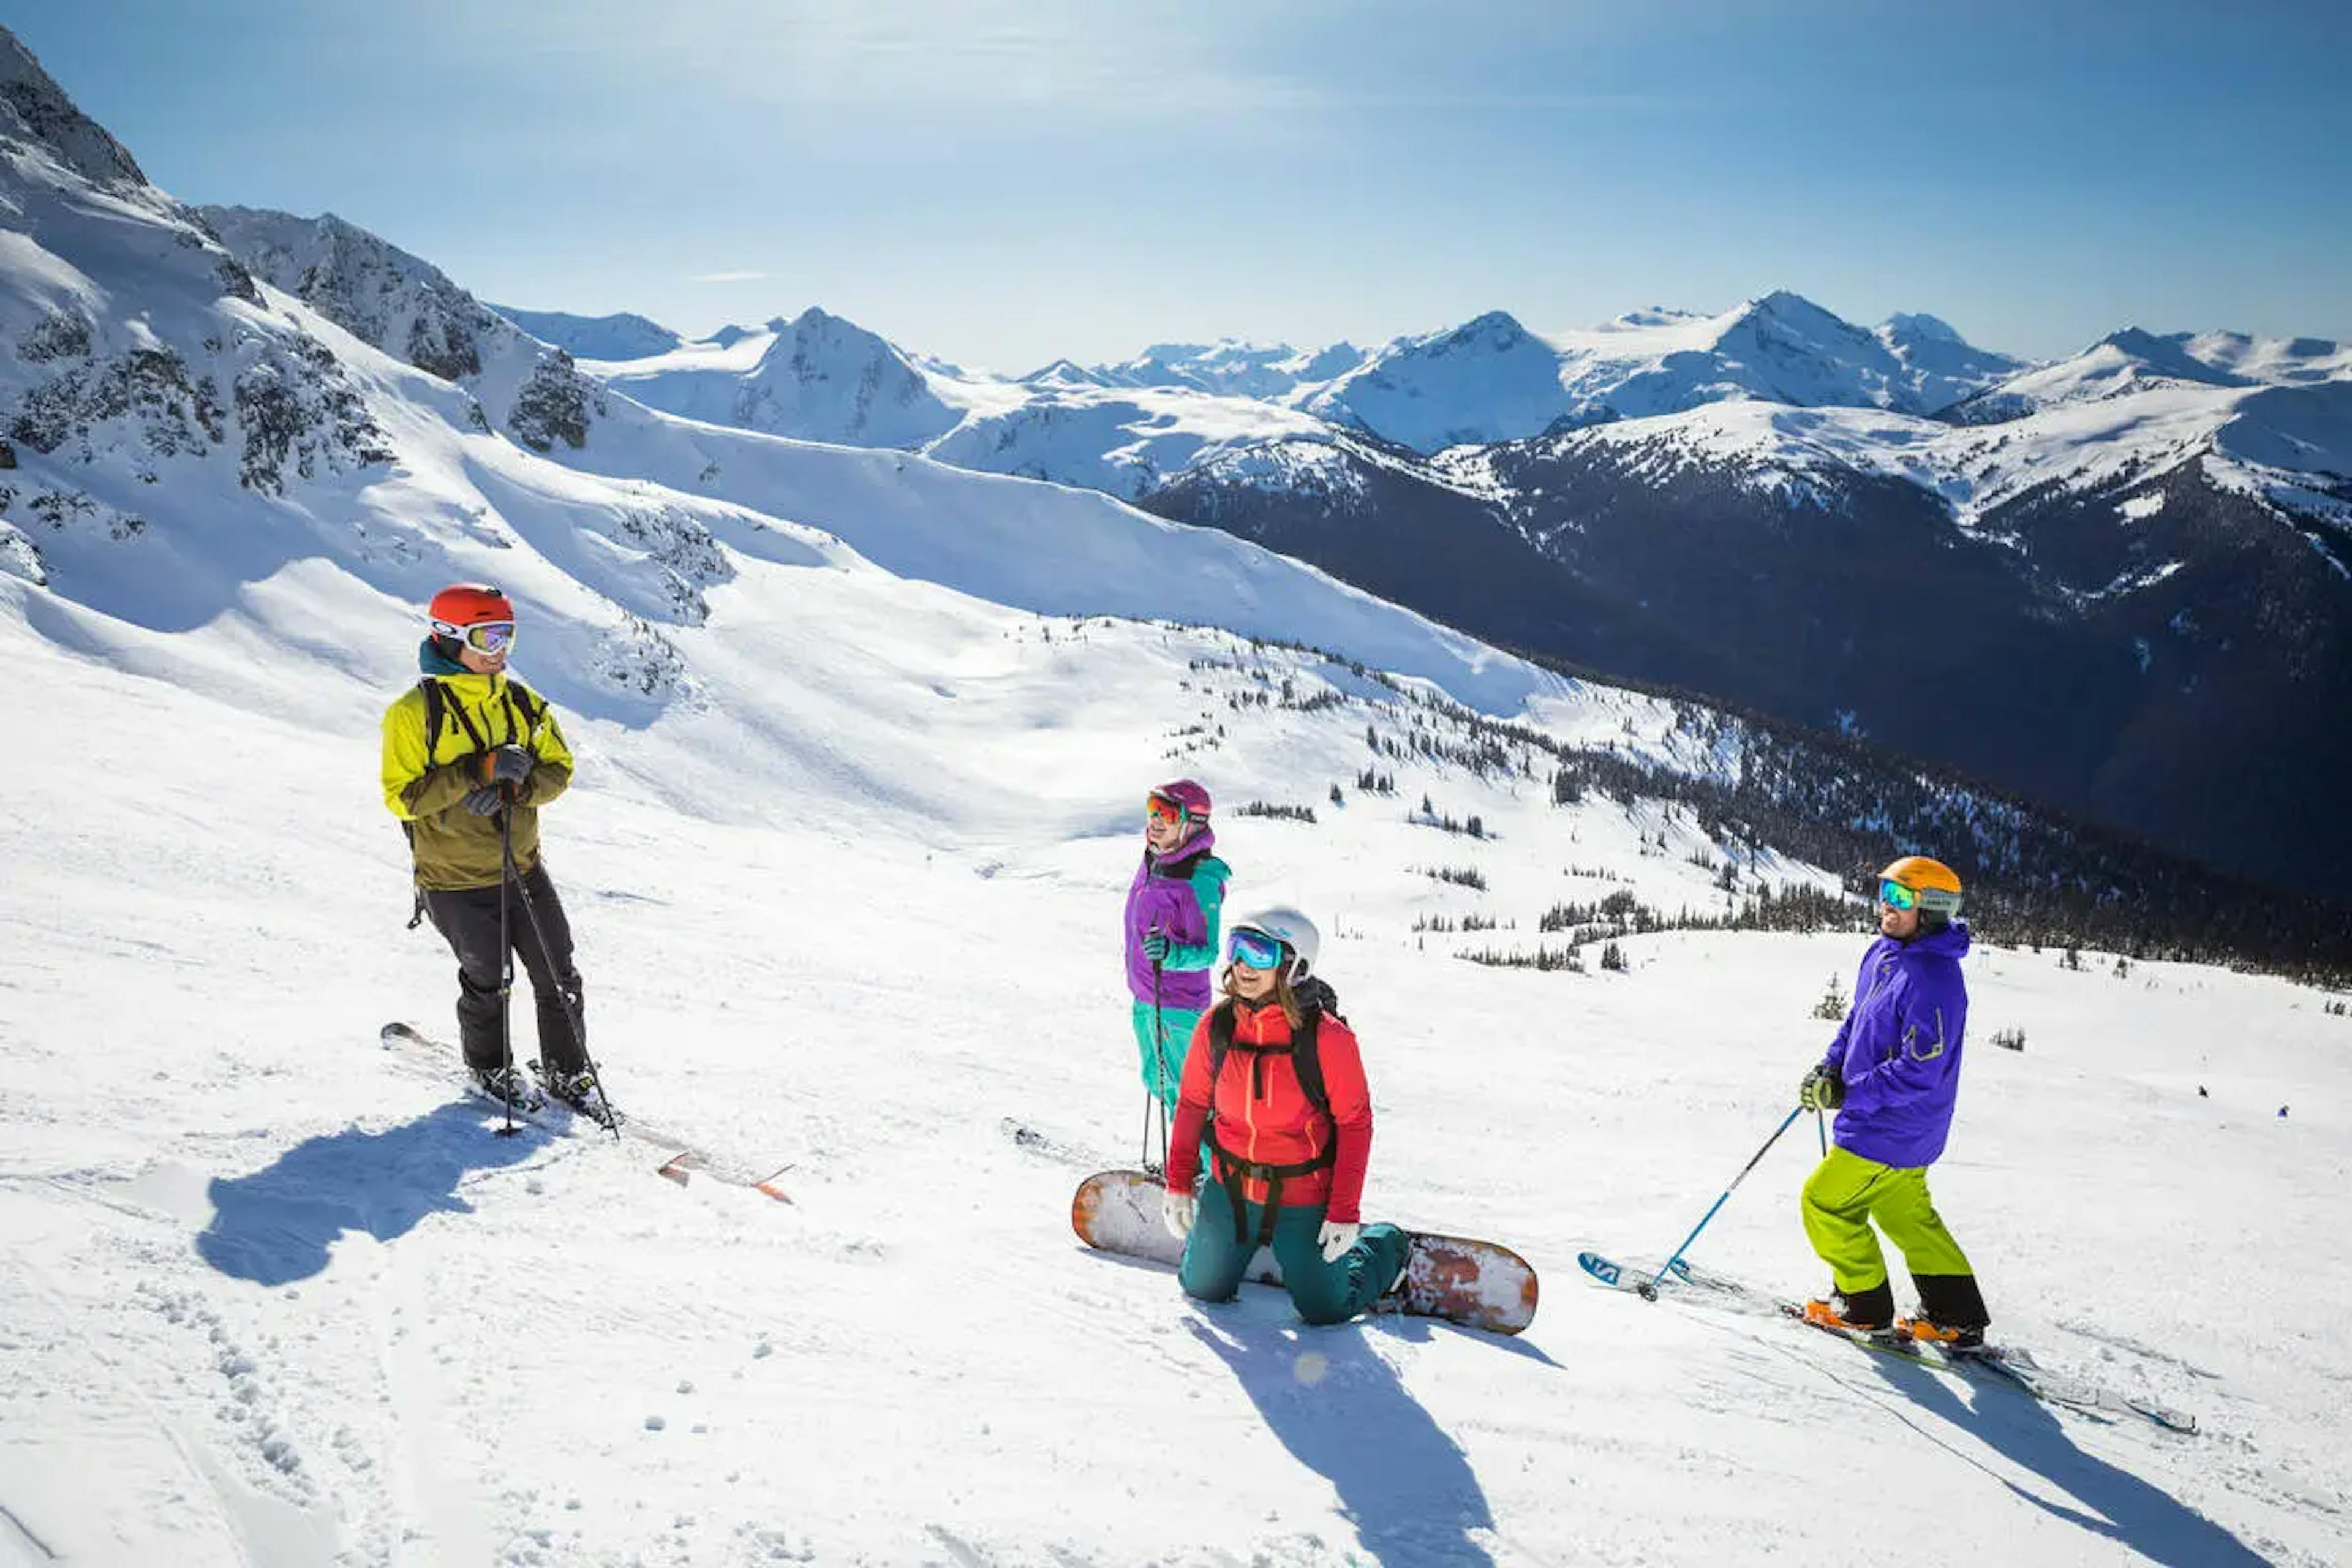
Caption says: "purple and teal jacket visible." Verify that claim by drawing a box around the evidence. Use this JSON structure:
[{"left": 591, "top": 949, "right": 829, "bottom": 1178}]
[
  {"left": 1122, "top": 827, "right": 1229, "bottom": 1011},
  {"left": 1820, "top": 922, "right": 1972, "bottom": 1169}
]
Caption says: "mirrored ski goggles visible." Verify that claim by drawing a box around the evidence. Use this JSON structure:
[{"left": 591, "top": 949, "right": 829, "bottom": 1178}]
[
  {"left": 1878, "top": 879, "right": 1920, "bottom": 911},
  {"left": 434, "top": 619, "right": 516, "bottom": 654},
  {"left": 1227, "top": 927, "right": 1287, "bottom": 971},
  {"left": 1146, "top": 793, "right": 1188, "bottom": 828}
]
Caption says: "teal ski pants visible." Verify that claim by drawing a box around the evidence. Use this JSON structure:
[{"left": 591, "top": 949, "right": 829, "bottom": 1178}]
[
  {"left": 1179, "top": 1176, "right": 1413, "bottom": 1326},
  {"left": 1131, "top": 1000, "right": 1201, "bottom": 1113}
]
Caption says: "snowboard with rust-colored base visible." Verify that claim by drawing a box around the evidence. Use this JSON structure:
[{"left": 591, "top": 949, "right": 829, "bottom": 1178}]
[{"left": 1071, "top": 1168, "right": 1538, "bottom": 1335}]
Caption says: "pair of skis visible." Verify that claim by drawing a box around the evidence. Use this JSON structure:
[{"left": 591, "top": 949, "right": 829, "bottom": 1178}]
[
  {"left": 1577, "top": 1249, "right": 2196, "bottom": 1434},
  {"left": 378, "top": 1022, "right": 791, "bottom": 1203}
]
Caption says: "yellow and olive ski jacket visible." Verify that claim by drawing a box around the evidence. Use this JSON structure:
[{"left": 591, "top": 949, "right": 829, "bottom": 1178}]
[{"left": 380, "top": 662, "right": 575, "bottom": 892}]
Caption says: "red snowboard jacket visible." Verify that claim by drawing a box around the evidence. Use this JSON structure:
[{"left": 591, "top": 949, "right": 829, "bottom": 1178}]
[{"left": 1165, "top": 997, "right": 1375, "bottom": 1223}]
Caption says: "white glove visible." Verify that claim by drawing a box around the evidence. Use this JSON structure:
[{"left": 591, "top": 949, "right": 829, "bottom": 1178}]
[
  {"left": 1317, "top": 1219, "right": 1360, "bottom": 1262},
  {"left": 1162, "top": 1189, "right": 1196, "bottom": 1239}
]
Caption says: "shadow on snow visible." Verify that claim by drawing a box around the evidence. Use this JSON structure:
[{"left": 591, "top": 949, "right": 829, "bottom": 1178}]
[
  {"left": 1188, "top": 1306, "right": 1501, "bottom": 1567},
  {"left": 195, "top": 1101, "right": 546, "bottom": 1286},
  {"left": 1861, "top": 1352, "right": 2267, "bottom": 1566}
]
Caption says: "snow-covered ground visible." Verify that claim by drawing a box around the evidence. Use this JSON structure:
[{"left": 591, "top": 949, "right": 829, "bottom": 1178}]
[{"left": 4, "top": 522, "right": 2347, "bottom": 1565}]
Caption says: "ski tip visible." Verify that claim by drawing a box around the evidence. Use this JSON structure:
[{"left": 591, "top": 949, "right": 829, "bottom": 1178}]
[{"left": 1575, "top": 1251, "right": 1625, "bottom": 1288}]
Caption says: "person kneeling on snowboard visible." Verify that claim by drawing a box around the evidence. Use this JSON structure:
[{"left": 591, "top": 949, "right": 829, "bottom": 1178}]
[
  {"left": 1798, "top": 856, "right": 1989, "bottom": 1348},
  {"left": 380, "top": 584, "right": 592, "bottom": 1107},
  {"left": 1161, "top": 908, "right": 1412, "bottom": 1325}
]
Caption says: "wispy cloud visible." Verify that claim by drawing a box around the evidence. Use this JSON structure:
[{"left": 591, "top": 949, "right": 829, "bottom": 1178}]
[{"left": 688, "top": 270, "right": 771, "bottom": 284}]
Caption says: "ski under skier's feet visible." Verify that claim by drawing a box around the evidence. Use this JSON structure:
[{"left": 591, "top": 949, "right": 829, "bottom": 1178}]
[{"left": 1896, "top": 1313, "right": 1987, "bottom": 1351}]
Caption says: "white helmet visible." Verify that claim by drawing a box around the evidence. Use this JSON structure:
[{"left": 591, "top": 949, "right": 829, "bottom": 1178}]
[{"left": 1228, "top": 905, "right": 1321, "bottom": 984}]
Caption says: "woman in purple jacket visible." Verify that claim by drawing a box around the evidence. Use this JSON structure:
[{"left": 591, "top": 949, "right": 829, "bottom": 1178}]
[
  {"left": 1796, "top": 856, "right": 1990, "bottom": 1346},
  {"left": 1123, "top": 781, "right": 1230, "bottom": 1121}
]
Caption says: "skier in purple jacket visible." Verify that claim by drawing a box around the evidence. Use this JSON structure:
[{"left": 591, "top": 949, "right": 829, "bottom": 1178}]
[
  {"left": 1122, "top": 782, "right": 1231, "bottom": 1121},
  {"left": 1796, "top": 856, "right": 1991, "bottom": 1346}
]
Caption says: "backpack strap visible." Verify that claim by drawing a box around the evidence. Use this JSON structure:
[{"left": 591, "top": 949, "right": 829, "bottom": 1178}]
[
  {"left": 501, "top": 680, "right": 546, "bottom": 748},
  {"left": 418, "top": 677, "right": 449, "bottom": 763},
  {"left": 421, "top": 676, "right": 491, "bottom": 758}
]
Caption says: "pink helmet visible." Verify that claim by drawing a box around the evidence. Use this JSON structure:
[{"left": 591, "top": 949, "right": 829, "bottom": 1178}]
[{"left": 1148, "top": 778, "right": 1212, "bottom": 824}]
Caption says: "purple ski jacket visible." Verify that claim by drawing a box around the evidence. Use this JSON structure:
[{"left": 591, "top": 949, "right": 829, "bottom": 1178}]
[
  {"left": 1819, "top": 922, "right": 1972, "bottom": 1169},
  {"left": 1121, "top": 827, "right": 1229, "bottom": 1011}
]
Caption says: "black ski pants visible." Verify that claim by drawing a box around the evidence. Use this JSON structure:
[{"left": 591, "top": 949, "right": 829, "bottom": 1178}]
[{"left": 422, "top": 859, "right": 586, "bottom": 1077}]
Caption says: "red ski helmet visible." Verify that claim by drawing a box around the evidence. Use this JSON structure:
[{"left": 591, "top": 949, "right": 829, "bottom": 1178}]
[{"left": 428, "top": 583, "right": 514, "bottom": 636}]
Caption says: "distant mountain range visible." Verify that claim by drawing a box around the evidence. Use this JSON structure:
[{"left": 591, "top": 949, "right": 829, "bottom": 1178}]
[{"left": 471, "top": 288, "right": 2348, "bottom": 889}]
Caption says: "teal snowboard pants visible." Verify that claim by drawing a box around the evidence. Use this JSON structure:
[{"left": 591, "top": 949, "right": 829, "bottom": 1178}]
[
  {"left": 1178, "top": 1176, "right": 1413, "bottom": 1326},
  {"left": 1131, "top": 1000, "right": 1201, "bottom": 1113}
]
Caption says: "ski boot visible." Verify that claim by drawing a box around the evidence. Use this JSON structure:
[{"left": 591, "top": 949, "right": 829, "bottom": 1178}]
[
  {"left": 469, "top": 1063, "right": 535, "bottom": 1108},
  {"left": 538, "top": 1063, "right": 612, "bottom": 1126},
  {"left": 1895, "top": 1313, "right": 1986, "bottom": 1352},
  {"left": 1800, "top": 1281, "right": 1895, "bottom": 1335}
]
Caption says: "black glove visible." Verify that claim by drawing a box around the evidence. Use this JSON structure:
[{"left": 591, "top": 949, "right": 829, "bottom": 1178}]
[
  {"left": 461, "top": 784, "right": 505, "bottom": 816},
  {"left": 1799, "top": 1065, "right": 1845, "bottom": 1111},
  {"left": 484, "top": 745, "right": 534, "bottom": 785}
]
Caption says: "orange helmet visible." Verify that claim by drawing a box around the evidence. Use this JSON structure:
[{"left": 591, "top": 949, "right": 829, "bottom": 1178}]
[
  {"left": 428, "top": 583, "right": 514, "bottom": 635},
  {"left": 1877, "top": 856, "right": 1964, "bottom": 918}
]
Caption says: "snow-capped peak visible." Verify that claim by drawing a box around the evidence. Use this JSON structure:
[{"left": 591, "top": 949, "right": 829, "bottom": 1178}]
[
  {"left": 1880, "top": 311, "right": 1965, "bottom": 345},
  {"left": 1302, "top": 293, "right": 2024, "bottom": 452},
  {"left": 1027, "top": 339, "right": 1371, "bottom": 401},
  {"left": 2094, "top": 327, "right": 2248, "bottom": 386},
  {"left": 0, "top": 25, "right": 145, "bottom": 190},
  {"left": 586, "top": 306, "right": 967, "bottom": 449},
  {"left": 491, "top": 305, "right": 683, "bottom": 362}
]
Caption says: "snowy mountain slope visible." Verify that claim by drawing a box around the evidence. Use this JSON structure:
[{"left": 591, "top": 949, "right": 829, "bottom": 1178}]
[
  {"left": 921, "top": 382, "right": 1344, "bottom": 501},
  {"left": 489, "top": 303, "right": 682, "bottom": 361},
  {"left": 75, "top": 206, "right": 1532, "bottom": 722},
  {"left": 195, "top": 203, "right": 611, "bottom": 462},
  {"left": 2175, "top": 328, "right": 2352, "bottom": 386},
  {"left": 586, "top": 307, "right": 974, "bottom": 450},
  {"left": 1875, "top": 310, "right": 2034, "bottom": 412}
]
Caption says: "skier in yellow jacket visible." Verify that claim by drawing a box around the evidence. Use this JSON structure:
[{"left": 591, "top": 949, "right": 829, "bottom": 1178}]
[{"left": 380, "top": 584, "right": 589, "bottom": 1105}]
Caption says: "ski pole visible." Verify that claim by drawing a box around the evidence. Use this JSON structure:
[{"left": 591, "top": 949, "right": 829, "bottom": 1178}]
[
  {"left": 493, "top": 800, "right": 520, "bottom": 1139},
  {"left": 1637, "top": 1104, "right": 1806, "bottom": 1300},
  {"left": 503, "top": 815, "right": 616, "bottom": 1141},
  {"left": 1140, "top": 935, "right": 1171, "bottom": 1173},
  {"left": 1816, "top": 1106, "right": 1828, "bottom": 1155}
]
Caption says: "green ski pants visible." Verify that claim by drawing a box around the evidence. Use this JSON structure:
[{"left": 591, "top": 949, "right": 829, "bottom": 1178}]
[
  {"left": 1178, "top": 1177, "right": 1413, "bottom": 1326},
  {"left": 1801, "top": 1145, "right": 1973, "bottom": 1294},
  {"left": 1131, "top": 1000, "right": 1202, "bottom": 1113}
]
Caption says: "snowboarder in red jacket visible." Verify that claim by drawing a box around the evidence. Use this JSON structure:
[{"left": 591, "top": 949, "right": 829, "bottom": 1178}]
[{"left": 1162, "top": 908, "right": 1412, "bottom": 1324}]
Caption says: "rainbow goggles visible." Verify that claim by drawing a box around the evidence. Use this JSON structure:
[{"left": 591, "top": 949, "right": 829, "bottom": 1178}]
[
  {"left": 1227, "top": 927, "right": 1286, "bottom": 971},
  {"left": 433, "top": 620, "right": 516, "bottom": 654},
  {"left": 1146, "top": 792, "right": 1188, "bottom": 827},
  {"left": 1878, "top": 879, "right": 1920, "bottom": 911}
]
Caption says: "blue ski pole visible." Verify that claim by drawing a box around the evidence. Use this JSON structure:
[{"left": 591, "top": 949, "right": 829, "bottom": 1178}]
[{"left": 1637, "top": 1104, "right": 1806, "bottom": 1300}]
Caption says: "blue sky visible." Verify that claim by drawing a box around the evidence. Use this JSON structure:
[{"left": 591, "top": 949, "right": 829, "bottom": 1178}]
[{"left": 18, "top": 0, "right": 2350, "bottom": 371}]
